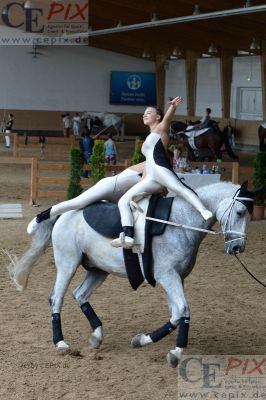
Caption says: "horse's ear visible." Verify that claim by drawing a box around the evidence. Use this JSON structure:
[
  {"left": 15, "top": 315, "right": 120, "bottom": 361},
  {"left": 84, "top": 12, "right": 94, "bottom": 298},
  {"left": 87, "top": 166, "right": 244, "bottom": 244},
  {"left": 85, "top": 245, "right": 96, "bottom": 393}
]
[
  {"left": 240, "top": 181, "right": 248, "bottom": 191},
  {"left": 238, "top": 180, "right": 259, "bottom": 199},
  {"left": 238, "top": 181, "right": 250, "bottom": 197},
  {"left": 239, "top": 180, "right": 266, "bottom": 199}
]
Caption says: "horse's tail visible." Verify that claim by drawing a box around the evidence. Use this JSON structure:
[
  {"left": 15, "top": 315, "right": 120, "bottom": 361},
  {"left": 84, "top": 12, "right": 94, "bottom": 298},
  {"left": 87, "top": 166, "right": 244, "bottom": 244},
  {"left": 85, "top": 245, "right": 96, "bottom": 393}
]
[
  {"left": 221, "top": 130, "right": 238, "bottom": 160},
  {"left": 6, "top": 217, "right": 57, "bottom": 292}
]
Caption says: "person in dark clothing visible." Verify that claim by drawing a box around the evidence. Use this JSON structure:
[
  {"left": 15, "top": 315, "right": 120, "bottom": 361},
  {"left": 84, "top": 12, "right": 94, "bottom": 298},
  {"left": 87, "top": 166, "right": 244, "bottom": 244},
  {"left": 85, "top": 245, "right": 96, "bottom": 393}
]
[
  {"left": 5, "top": 113, "right": 14, "bottom": 148},
  {"left": 39, "top": 135, "right": 46, "bottom": 154},
  {"left": 223, "top": 120, "right": 235, "bottom": 148},
  {"left": 80, "top": 132, "right": 94, "bottom": 178}
]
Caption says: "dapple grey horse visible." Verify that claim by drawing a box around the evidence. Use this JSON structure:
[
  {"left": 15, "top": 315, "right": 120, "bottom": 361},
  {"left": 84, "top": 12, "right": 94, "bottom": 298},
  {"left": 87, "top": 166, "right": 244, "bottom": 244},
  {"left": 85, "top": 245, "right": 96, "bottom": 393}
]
[
  {"left": 82, "top": 111, "right": 124, "bottom": 138},
  {"left": 8, "top": 181, "right": 255, "bottom": 368}
]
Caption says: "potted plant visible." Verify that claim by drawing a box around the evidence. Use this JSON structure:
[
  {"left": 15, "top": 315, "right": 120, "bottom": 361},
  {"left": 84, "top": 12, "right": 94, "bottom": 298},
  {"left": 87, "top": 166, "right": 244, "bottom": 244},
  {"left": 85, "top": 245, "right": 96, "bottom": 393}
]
[
  {"left": 131, "top": 138, "right": 144, "bottom": 165},
  {"left": 252, "top": 151, "right": 266, "bottom": 220}
]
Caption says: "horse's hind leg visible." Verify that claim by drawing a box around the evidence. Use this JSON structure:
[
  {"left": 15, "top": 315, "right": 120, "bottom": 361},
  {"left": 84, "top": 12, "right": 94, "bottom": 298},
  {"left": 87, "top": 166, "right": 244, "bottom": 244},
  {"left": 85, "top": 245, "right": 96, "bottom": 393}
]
[
  {"left": 73, "top": 268, "right": 108, "bottom": 349},
  {"left": 49, "top": 254, "right": 81, "bottom": 350}
]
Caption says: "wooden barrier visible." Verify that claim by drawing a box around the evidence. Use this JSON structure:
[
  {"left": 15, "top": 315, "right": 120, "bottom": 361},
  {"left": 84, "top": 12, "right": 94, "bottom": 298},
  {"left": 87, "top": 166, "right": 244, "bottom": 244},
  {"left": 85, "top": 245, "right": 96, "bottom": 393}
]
[
  {"left": 30, "top": 159, "right": 242, "bottom": 204},
  {"left": 0, "top": 155, "right": 254, "bottom": 204},
  {"left": 12, "top": 133, "right": 76, "bottom": 159},
  {"left": 30, "top": 160, "right": 129, "bottom": 204}
]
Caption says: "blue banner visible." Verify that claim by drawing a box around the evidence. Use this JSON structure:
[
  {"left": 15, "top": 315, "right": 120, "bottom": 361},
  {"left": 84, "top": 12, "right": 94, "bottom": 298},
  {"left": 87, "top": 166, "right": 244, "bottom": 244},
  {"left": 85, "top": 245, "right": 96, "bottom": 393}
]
[{"left": 110, "top": 71, "right": 157, "bottom": 105}]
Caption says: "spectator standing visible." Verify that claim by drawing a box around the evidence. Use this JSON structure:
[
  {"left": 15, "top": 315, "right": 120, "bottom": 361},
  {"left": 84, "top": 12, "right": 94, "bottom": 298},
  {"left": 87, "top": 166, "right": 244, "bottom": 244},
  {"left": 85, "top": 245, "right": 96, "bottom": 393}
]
[
  {"left": 223, "top": 120, "right": 235, "bottom": 148},
  {"left": 80, "top": 132, "right": 94, "bottom": 178},
  {"left": 73, "top": 112, "right": 81, "bottom": 137},
  {"left": 5, "top": 113, "right": 14, "bottom": 148},
  {"left": 39, "top": 135, "right": 46, "bottom": 155},
  {"left": 63, "top": 113, "right": 71, "bottom": 138},
  {"left": 104, "top": 132, "right": 117, "bottom": 165}
]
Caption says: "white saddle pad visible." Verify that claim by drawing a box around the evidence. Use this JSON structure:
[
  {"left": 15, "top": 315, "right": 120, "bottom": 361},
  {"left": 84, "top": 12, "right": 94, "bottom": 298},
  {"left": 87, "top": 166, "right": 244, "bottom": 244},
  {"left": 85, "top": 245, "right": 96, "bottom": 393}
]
[{"left": 184, "top": 127, "right": 209, "bottom": 150}]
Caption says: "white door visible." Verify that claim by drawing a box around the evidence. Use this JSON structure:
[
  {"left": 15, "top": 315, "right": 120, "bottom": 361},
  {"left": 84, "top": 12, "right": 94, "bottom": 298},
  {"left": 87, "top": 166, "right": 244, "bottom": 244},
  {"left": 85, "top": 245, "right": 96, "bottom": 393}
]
[{"left": 237, "top": 87, "right": 262, "bottom": 120}]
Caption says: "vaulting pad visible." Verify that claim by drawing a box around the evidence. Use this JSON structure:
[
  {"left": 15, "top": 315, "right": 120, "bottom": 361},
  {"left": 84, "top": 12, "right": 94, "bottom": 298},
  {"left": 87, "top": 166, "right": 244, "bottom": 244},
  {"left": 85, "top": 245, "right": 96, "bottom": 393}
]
[
  {"left": 83, "top": 201, "right": 143, "bottom": 290},
  {"left": 83, "top": 201, "right": 122, "bottom": 239},
  {"left": 82, "top": 196, "right": 175, "bottom": 290}
]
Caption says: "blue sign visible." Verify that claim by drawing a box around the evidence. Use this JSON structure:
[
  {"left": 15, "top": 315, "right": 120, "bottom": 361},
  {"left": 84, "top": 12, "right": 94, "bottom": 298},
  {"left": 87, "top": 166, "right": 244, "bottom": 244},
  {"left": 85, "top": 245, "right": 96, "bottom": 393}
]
[{"left": 110, "top": 71, "right": 157, "bottom": 105}]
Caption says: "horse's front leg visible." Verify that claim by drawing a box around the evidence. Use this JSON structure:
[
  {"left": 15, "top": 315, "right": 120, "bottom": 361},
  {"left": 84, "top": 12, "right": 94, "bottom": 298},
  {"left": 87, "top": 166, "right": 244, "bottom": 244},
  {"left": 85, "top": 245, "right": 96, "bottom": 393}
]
[
  {"left": 159, "top": 271, "right": 190, "bottom": 368},
  {"left": 72, "top": 268, "right": 108, "bottom": 349},
  {"left": 131, "top": 270, "right": 189, "bottom": 368}
]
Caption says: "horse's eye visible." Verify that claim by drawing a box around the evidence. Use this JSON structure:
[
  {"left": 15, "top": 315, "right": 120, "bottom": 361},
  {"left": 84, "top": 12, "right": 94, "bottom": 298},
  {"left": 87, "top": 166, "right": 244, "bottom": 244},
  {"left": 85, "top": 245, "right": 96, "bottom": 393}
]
[{"left": 237, "top": 211, "right": 244, "bottom": 217}]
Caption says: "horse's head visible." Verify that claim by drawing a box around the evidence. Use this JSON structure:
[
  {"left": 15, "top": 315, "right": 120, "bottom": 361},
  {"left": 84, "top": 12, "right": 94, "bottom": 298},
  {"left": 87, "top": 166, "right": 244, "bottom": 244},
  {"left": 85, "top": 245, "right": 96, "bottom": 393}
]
[
  {"left": 170, "top": 121, "right": 187, "bottom": 134},
  {"left": 215, "top": 181, "right": 257, "bottom": 255}
]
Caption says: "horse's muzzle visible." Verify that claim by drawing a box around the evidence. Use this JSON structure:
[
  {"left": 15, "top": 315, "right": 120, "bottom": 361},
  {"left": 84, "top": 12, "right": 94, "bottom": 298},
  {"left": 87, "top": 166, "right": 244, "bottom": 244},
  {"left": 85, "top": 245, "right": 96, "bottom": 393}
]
[{"left": 224, "top": 237, "right": 246, "bottom": 255}]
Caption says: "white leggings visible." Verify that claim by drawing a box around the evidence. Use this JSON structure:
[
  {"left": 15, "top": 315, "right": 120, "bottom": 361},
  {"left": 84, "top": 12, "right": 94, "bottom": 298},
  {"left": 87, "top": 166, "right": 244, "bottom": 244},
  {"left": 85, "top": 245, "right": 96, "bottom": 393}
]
[
  {"left": 50, "top": 168, "right": 142, "bottom": 218},
  {"left": 118, "top": 166, "right": 207, "bottom": 227},
  {"left": 5, "top": 130, "right": 11, "bottom": 147}
]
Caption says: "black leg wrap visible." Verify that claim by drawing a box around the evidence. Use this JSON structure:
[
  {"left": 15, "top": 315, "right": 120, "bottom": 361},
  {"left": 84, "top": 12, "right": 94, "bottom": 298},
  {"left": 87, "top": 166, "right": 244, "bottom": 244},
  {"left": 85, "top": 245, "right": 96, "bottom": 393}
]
[
  {"left": 176, "top": 317, "right": 190, "bottom": 348},
  {"left": 36, "top": 207, "right": 52, "bottom": 223},
  {"left": 52, "top": 313, "right": 64, "bottom": 345},
  {"left": 123, "top": 226, "right": 134, "bottom": 238},
  {"left": 149, "top": 321, "right": 176, "bottom": 343},
  {"left": 81, "top": 302, "right": 102, "bottom": 331}
]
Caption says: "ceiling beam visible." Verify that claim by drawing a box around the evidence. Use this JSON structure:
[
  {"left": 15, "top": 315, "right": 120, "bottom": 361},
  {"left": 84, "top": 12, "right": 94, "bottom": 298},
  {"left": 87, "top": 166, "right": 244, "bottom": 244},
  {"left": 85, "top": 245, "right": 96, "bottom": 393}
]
[{"left": 86, "top": 5, "right": 266, "bottom": 38}]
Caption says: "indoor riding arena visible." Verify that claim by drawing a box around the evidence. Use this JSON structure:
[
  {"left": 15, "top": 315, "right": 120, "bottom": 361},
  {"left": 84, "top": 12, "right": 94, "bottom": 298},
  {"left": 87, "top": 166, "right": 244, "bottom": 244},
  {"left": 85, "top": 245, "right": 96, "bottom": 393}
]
[{"left": 0, "top": 1, "right": 266, "bottom": 399}]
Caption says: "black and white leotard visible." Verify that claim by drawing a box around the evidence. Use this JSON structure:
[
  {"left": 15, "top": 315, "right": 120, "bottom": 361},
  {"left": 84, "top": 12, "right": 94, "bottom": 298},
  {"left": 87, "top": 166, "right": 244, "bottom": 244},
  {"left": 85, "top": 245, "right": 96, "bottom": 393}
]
[{"left": 117, "top": 132, "right": 212, "bottom": 228}]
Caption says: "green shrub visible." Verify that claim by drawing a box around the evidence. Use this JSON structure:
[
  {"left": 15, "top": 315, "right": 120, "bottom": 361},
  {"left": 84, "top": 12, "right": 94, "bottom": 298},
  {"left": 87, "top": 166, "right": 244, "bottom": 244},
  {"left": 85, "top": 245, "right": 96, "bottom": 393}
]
[
  {"left": 90, "top": 139, "right": 105, "bottom": 185},
  {"left": 132, "top": 138, "right": 145, "bottom": 165},
  {"left": 252, "top": 151, "right": 266, "bottom": 205},
  {"left": 67, "top": 148, "right": 85, "bottom": 200}
]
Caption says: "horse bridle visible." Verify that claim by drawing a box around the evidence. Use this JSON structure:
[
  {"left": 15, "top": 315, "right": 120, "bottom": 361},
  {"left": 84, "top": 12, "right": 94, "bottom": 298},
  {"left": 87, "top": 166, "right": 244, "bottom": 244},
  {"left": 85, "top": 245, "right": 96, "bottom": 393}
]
[{"left": 217, "top": 188, "right": 254, "bottom": 248}]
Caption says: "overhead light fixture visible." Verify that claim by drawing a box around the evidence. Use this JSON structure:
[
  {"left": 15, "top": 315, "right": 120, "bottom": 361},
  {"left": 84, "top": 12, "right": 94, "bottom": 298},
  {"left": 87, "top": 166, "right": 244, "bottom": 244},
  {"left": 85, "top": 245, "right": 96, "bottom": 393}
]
[
  {"left": 150, "top": 13, "right": 157, "bottom": 22},
  {"left": 250, "top": 37, "right": 261, "bottom": 51},
  {"left": 24, "top": 0, "right": 33, "bottom": 8},
  {"left": 244, "top": 0, "right": 252, "bottom": 7},
  {"left": 116, "top": 20, "right": 122, "bottom": 28},
  {"left": 208, "top": 42, "right": 218, "bottom": 54},
  {"left": 169, "top": 48, "right": 183, "bottom": 60},
  {"left": 193, "top": 4, "right": 201, "bottom": 15},
  {"left": 142, "top": 51, "right": 151, "bottom": 59}
]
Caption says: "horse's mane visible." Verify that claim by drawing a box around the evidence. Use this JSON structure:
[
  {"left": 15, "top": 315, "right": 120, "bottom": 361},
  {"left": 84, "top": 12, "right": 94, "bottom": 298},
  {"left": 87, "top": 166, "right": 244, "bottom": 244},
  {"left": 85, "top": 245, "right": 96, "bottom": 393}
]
[
  {"left": 171, "top": 181, "right": 240, "bottom": 217},
  {"left": 196, "top": 181, "right": 240, "bottom": 209},
  {"left": 197, "top": 181, "right": 238, "bottom": 194}
]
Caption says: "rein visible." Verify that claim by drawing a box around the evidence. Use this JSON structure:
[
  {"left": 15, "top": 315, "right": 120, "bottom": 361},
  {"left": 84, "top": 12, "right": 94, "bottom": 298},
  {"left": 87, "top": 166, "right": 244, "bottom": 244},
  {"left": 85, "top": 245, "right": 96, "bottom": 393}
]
[{"left": 234, "top": 254, "right": 266, "bottom": 289}]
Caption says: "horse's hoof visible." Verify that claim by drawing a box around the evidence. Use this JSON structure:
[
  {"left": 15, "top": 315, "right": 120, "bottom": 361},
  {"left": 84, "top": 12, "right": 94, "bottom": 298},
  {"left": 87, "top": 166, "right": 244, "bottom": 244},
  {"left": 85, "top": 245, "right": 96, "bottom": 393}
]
[
  {"left": 166, "top": 350, "right": 179, "bottom": 368},
  {"left": 131, "top": 334, "right": 152, "bottom": 348},
  {"left": 56, "top": 340, "right": 69, "bottom": 351},
  {"left": 131, "top": 334, "right": 143, "bottom": 348},
  {"left": 89, "top": 326, "right": 103, "bottom": 349},
  {"left": 89, "top": 334, "right": 102, "bottom": 349}
]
